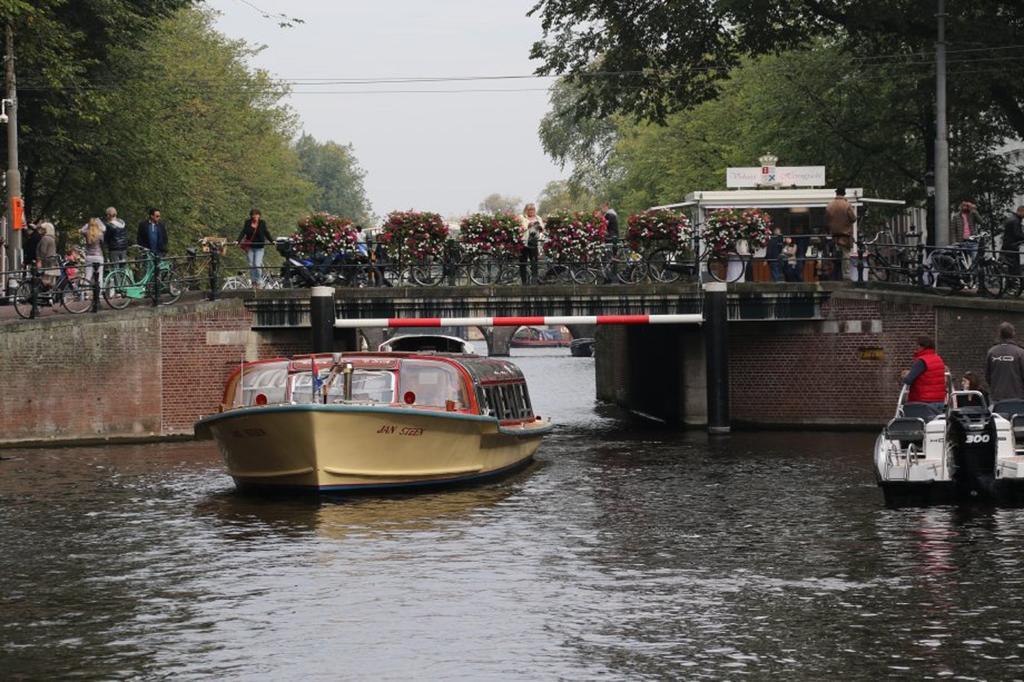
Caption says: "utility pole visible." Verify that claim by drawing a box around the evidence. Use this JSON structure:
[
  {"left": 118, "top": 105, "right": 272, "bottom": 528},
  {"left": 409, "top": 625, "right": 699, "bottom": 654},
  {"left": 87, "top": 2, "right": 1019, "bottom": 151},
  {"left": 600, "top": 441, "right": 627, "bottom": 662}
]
[
  {"left": 4, "top": 20, "right": 21, "bottom": 287},
  {"left": 933, "top": 0, "right": 950, "bottom": 247}
]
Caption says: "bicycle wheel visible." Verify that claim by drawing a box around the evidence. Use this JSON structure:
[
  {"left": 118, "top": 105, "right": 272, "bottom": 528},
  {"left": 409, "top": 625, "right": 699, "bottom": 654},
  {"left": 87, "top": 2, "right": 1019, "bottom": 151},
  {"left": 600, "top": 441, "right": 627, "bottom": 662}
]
[
  {"left": 570, "top": 263, "right": 599, "bottom": 285},
  {"left": 647, "top": 247, "right": 683, "bottom": 283},
  {"left": 866, "top": 253, "right": 889, "bottom": 282},
  {"left": 980, "top": 259, "right": 1007, "bottom": 298},
  {"left": 61, "top": 276, "right": 96, "bottom": 314},
  {"left": 410, "top": 259, "right": 443, "bottom": 286},
  {"left": 12, "top": 281, "right": 35, "bottom": 319},
  {"left": 160, "top": 273, "right": 184, "bottom": 305},
  {"left": 617, "top": 255, "right": 648, "bottom": 284},
  {"left": 103, "top": 269, "right": 133, "bottom": 309},
  {"left": 707, "top": 253, "right": 746, "bottom": 283},
  {"left": 221, "top": 276, "right": 248, "bottom": 291},
  {"left": 539, "top": 263, "right": 572, "bottom": 284},
  {"left": 469, "top": 255, "right": 503, "bottom": 285}
]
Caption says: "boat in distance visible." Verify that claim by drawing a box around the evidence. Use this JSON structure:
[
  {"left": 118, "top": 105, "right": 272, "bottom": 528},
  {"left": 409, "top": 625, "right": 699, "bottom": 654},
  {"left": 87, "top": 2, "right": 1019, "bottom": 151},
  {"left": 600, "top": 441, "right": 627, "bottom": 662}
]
[
  {"left": 194, "top": 349, "right": 552, "bottom": 493},
  {"left": 874, "top": 383, "right": 1024, "bottom": 507}
]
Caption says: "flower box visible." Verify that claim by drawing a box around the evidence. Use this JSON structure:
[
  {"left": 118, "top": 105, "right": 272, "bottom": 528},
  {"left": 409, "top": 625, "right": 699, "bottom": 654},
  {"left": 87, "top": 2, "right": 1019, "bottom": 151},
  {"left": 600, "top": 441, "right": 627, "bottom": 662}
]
[
  {"left": 459, "top": 212, "right": 523, "bottom": 257},
  {"left": 703, "top": 208, "right": 773, "bottom": 255},
  {"left": 626, "top": 209, "right": 692, "bottom": 251},
  {"left": 542, "top": 210, "right": 607, "bottom": 263},
  {"left": 291, "top": 213, "right": 357, "bottom": 259},
  {"left": 379, "top": 210, "right": 449, "bottom": 261}
]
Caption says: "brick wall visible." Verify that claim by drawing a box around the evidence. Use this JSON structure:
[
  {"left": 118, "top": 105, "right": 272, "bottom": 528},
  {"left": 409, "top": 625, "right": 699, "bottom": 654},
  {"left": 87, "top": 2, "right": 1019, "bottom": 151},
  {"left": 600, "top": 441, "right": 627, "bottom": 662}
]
[{"left": 0, "top": 299, "right": 311, "bottom": 445}]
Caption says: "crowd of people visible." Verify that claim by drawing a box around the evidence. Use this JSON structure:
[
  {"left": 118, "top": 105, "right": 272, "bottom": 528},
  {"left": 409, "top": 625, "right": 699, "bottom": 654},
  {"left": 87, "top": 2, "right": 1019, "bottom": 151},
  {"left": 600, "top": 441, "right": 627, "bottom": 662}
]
[{"left": 901, "top": 322, "right": 1024, "bottom": 410}]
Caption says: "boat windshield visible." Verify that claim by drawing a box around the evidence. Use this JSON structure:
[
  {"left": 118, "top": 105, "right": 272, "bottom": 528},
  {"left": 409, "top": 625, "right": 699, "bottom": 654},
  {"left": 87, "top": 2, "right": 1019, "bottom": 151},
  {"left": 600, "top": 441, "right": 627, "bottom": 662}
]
[
  {"left": 349, "top": 370, "right": 396, "bottom": 403},
  {"left": 236, "top": 362, "right": 289, "bottom": 407},
  {"left": 288, "top": 370, "right": 333, "bottom": 404},
  {"left": 398, "top": 360, "right": 468, "bottom": 408}
]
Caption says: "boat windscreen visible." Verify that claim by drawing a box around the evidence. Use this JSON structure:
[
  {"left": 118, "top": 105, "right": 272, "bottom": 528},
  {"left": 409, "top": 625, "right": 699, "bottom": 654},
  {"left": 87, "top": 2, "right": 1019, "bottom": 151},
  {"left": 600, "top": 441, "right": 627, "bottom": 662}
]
[
  {"left": 236, "top": 362, "right": 289, "bottom": 407},
  {"left": 349, "top": 370, "right": 396, "bottom": 403},
  {"left": 398, "top": 360, "right": 469, "bottom": 408}
]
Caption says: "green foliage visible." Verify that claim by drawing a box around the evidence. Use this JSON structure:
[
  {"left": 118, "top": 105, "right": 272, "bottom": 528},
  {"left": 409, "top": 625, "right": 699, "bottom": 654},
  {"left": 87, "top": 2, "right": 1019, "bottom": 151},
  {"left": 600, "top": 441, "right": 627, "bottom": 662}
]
[
  {"left": 536, "top": 180, "right": 596, "bottom": 215},
  {"left": 528, "top": 0, "right": 1024, "bottom": 141},
  {"left": 568, "top": 48, "right": 1023, "bottom": 217},
  {"left": 4, "top": 4, "right": 377, "bottom": 264},
  {"left": 294, "top": 134, "right": 373, "bottom": 225},
  {"left": 478, "top": 193, "right": 522, "bottom": 215}
]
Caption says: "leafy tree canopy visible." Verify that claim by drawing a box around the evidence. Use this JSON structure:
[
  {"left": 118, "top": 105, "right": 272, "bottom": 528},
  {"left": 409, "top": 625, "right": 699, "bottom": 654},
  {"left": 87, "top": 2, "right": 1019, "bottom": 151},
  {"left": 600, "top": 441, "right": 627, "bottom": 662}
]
[
  {"left": 478, "top": 193, "right": 523, "bottom": 214},
  {"left": 528, "top": 0, "right": 1024, "bottom": 140},
  {"left": 294, "top": 134, "right": 373, "bottom": 225}
]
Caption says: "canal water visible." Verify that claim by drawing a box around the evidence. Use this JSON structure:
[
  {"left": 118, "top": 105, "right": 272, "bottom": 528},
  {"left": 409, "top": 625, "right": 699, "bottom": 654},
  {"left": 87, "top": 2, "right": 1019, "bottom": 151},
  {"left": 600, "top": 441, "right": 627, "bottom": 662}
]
[{"left": 3, "top": 349, "right": 1024, "bottom": 679}]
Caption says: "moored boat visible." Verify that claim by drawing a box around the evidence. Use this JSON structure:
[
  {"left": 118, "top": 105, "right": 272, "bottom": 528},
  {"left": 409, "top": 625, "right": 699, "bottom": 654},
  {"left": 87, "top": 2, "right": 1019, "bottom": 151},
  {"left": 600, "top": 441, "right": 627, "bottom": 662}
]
[
  {"left": 509, "top": 326, "right": 571, "bottom": 348},
  {"left": 195, "top": 349, "right": 552, "bottom": 493},
  {"left": 873, "top": 383, "right": 1024, "bottom": 507},
  {"left": 569, "top": 338, "right": 595, "bottom": 357}
]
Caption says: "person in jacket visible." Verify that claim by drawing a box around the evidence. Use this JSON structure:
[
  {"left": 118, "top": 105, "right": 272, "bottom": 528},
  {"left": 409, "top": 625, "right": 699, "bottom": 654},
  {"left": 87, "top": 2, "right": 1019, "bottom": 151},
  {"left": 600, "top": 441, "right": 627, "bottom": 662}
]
[
  {"left": 22, "top": 223, "right": 41, "bottom": 267},
  {"left": 103, "top": 206, "right": 129, "bottom": 265},
  {"left": 238, "top": 208, "right": 274, "bottom": 286},
  {"left": 79, "top": 217, "right": 106, "bottom": 283},
  {"left": 952, "top": 200, "right": 981, "bottom": 243},
  {"left": 825, "top": 187, "right": 857, "bottom": 281},
  {"left": 902, "top": 335, "right": 947, "bottom": 410},
  {"left": 518, "top": 203, "right": 543, "bottom": 284},
  {"left": 765, "top": 227, "right": 784, "bottom": 282},
  {"left": 137, "top": 207, "right": 168, "bottom": 255},
  {"left": 1002, "top": 206, "right": 1024, "bottom": 278},
  {"left": 35, "top": 222, "right": 58, "bottom": 287},
  {"left": 986, "top": 322, "right": 1024, "bottom": 403}
]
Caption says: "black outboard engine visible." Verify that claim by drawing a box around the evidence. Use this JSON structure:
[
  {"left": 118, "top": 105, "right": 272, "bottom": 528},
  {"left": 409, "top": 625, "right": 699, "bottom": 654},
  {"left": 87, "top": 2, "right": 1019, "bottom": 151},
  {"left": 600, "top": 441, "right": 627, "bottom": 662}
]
[{"left": 948, "top": 405, "right": 998, "bottom": 499}]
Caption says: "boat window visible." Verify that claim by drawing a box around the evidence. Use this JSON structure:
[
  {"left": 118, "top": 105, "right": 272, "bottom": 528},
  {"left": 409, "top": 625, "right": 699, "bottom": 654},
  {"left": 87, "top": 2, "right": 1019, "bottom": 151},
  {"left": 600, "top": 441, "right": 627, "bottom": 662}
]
[
  {"left": 238, "top": 364, "right": 289, "bottom": 406},
  {"left": 349, "top": 370, "right": 396, "bottom": 403},
  {"left": 288, "top": 370, "right": 332, "bottom": 404},
  {"left": 399, "top": 360, "right": 468, "bottom": 408}
]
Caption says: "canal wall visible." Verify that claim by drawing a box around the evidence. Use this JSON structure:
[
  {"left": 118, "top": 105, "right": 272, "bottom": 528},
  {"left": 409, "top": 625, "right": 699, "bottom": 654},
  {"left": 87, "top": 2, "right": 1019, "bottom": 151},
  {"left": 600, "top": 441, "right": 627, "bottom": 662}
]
[
  {"left": 0, "top": 299, "right": 310, "bottom": 446},
  {"left": 596, "top": 288, "right": 1024, "bottom": 428}
]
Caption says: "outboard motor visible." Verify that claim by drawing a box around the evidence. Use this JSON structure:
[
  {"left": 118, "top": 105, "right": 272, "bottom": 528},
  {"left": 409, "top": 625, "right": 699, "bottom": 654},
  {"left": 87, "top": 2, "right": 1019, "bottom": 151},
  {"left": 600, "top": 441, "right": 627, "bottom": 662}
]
[{"left": 948, "top": 405, "right": 998, "bottom": 499}]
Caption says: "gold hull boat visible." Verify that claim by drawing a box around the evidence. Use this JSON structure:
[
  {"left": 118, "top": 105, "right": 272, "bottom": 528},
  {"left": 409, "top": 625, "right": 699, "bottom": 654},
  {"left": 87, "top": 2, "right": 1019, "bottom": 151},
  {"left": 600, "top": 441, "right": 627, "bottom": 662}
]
[{"left": 195, "top": 349, "right": 552, "bottom": 493}]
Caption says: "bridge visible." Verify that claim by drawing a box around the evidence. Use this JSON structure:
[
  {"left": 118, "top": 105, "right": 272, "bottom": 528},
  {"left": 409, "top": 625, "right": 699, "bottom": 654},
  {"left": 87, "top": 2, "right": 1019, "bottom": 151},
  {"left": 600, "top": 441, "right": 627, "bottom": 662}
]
[
  {"left": 237, "top": 281, "right": 831, "bottom": 355},
  {"left": 5, "top": 279, "right": 1024, "bottom": 446}
]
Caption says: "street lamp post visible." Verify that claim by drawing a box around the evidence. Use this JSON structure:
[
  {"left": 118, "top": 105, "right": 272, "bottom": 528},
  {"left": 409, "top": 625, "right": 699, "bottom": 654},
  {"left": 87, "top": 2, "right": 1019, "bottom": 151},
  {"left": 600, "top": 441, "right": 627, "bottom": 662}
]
[
  {"left": 3, "top": 21, "right": 20, "bottom": 290},
  {"left": 934, "top": 0, "right": 950, "bottom": 247}
]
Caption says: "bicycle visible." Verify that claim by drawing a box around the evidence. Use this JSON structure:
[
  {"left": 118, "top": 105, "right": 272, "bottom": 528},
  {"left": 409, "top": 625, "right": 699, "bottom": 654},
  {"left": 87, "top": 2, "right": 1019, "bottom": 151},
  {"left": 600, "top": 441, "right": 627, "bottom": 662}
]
[
  {"left": 571, "top": 241, "right": 648, "bottom": 284},
  {"left": 468, "top": 252, "right": 519, "bottom": 285},
  {"left": 12, "top": 254, "right": 95, "bottom": 318},
  {"left": 929, "top": 235, "right": 1005, "bottom": 297},
  {"left": 102, "top": 246, "right": 183, "bottom": 309},
  {"left": 863, "top": 229, "right": 934, "bottom": 286},
  {"left": 221, "top": 269, "right": 284, "bottom": 291}
]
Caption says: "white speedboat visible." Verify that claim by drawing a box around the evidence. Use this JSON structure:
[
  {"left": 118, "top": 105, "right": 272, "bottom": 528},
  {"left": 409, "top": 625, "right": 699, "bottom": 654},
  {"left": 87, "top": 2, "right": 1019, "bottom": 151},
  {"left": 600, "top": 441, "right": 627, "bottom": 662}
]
[{"left": 873, "top": 384, "right": 1024, "bottom": 507}]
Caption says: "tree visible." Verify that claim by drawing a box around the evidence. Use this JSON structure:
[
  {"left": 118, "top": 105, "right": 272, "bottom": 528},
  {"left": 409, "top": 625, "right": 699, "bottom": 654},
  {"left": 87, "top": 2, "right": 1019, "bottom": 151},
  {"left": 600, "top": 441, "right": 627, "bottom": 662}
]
[
  {"left": 294, "top": 134, "right": 373, "bottom": 225},
  {"left": 1, "top": 0, "right": 195, "bottom": 221},
  {"left": 538, "top": 80, "right": 620, "bottom": 192},
  {"left": 527, "top": 1, "right": 1024, "bottom": 141},
  {"left": 478, "top": 193, "right": 522, "bottom": 214},
  {"left": 536, "top": 180, "right": 596, "bottom": 215},
  {"left": 600, "top": 48, "right": 1023, "bottom": 218},
  {"left": 4, "top": 6, "right": 318, "bottom": 252}
]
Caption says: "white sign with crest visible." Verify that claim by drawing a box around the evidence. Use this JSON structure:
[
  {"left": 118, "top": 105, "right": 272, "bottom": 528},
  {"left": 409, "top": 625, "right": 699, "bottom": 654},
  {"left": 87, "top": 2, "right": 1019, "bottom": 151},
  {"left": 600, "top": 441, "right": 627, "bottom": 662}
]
[{"left": 726, "top": 166, "right": 826, "bottom": 188}]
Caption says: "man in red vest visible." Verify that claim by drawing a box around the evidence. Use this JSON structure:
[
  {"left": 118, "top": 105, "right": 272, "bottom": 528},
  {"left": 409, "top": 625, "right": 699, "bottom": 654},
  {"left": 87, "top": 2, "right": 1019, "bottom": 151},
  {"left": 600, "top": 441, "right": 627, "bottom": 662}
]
[{"left": 902, "top": 335, "right": 947, "bottom": 410}]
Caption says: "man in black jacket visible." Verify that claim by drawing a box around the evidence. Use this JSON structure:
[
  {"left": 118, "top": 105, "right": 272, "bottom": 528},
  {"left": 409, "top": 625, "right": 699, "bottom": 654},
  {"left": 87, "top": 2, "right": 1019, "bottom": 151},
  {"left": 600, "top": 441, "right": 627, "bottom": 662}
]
[
  {"left": 137, "top": 207, "right": 168, "bottom": 255},
  {"left": 1002, "top": 206, "right": 1024, "bottom": 277},
  {"left": 987, "top": 322, "right": 1024, "bottom": 403}
]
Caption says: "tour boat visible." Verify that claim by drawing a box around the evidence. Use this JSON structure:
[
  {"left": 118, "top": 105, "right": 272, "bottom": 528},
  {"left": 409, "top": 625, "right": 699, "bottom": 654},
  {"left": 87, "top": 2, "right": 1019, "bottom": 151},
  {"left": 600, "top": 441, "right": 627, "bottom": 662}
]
[
  {"left": 873, "top": 383, "right": 1024, "bottom": 507},
  {"left": 509, "top": 326, "right": 571, "bottom": 348},
  {"left": 194, "top": 348, "right": 552, "bottom": 493}
]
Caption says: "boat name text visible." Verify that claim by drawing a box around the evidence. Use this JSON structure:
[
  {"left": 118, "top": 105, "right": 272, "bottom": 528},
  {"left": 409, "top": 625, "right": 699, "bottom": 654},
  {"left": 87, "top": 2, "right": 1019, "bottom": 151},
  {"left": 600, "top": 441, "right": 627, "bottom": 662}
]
[{"left": 376, "top": 424, "right": 424, "bottom": 436}]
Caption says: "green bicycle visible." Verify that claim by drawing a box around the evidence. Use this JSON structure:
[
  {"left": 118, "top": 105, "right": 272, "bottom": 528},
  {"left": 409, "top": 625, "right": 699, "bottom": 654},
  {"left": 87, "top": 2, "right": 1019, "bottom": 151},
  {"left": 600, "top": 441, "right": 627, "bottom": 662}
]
[{"left": 102, "top": 246, "right": 183, "bottom": 309}]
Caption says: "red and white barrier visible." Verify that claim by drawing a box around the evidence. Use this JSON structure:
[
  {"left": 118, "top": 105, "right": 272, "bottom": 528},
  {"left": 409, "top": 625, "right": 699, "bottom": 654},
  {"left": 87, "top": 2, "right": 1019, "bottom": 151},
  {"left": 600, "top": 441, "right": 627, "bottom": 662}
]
[{"left": 333, "top": 314, "right": 703, "bottom": 329}]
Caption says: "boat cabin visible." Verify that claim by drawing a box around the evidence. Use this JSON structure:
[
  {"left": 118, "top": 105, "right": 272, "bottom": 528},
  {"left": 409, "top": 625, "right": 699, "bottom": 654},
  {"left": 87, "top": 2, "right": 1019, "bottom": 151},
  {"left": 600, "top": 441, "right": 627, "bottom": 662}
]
[{"left": 220, "top": 352, "right": 537, "bottom": 423}]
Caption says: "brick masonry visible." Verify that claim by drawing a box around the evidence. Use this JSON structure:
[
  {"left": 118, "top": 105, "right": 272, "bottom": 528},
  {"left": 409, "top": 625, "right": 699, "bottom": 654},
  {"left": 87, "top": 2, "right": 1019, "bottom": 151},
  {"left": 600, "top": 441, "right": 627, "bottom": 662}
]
[{"left": 0, "top": 299, "right": 310, "bottom": 445}]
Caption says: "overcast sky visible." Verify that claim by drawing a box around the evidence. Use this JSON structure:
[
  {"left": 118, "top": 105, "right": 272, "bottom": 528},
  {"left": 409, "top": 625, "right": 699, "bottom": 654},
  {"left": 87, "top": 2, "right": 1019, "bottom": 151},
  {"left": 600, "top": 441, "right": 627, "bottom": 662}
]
[{"left": 204, "top": 0, "right": 566, "bottom": 219}]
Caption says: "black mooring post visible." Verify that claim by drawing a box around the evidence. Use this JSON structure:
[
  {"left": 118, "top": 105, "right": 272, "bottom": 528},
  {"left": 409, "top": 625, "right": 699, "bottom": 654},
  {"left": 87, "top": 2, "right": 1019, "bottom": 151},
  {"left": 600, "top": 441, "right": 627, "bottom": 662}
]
[
  {"left": 704, "top": 281, "right": 730, "bottom": 434},
  {"left": 208, "top": 248, "right": 220, "bottom": 301},
  {"left": 310, "top": 285, "right": 335, "bottom": 353}
]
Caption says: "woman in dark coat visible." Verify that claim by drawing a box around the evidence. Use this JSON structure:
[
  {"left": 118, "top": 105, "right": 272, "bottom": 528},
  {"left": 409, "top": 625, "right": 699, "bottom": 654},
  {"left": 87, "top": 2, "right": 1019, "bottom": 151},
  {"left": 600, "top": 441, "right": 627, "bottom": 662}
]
[{"left": 238, "top": 208, "right": 274, "bottom": 287}]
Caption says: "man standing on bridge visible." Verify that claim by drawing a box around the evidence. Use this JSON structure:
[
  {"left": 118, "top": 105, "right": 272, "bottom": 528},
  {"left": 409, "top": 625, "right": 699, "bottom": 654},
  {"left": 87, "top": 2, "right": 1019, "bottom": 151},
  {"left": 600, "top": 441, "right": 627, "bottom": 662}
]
[
  {"left": 825, "top": 187, "right": 856, "bottom": 281},
  {"left": 137, "top": 207, "right": 168, "bottom": 256},
  {"left": 986, "top": 322, "right": 1024, "bottom": 403}
]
